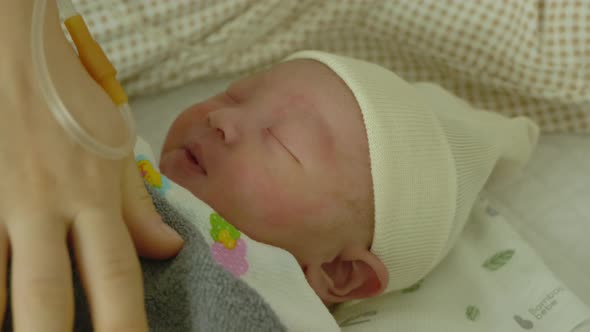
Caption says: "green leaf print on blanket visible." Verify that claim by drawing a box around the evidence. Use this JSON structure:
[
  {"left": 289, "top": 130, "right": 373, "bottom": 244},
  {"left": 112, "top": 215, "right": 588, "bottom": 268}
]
[
  {"left": 466, "top": 305, "right": 480, "bottom": 321},
  {"left": 482, "top": 249, "right": 515, "bottom": 271}
]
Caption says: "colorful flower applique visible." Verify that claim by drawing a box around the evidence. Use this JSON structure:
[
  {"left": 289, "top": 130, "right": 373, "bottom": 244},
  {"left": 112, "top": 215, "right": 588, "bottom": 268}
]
[
  {"left": 135, "top": 155, "right": 171, "bottom": 194},
  {"left": 209, "top": 213, "right": 249, "bottom": 277}
]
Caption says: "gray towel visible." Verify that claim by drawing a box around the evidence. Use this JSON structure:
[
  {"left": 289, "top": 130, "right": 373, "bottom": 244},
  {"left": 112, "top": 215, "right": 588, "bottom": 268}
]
[{"left": 3, "top": 186, "right": 286, "bottom": 332}]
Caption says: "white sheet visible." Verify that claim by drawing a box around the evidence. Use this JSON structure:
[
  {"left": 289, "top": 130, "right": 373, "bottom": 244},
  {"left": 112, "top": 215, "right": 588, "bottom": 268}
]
[
  {"left": 131, "top": 78, "right": 590, "bottom": 306},
  {"left": 486, "top": 135, "right": 590, "bottom": 305}
]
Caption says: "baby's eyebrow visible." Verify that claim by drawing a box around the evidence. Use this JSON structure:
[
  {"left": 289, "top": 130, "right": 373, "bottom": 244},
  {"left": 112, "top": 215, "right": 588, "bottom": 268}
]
[
  {"left": 226, "top": 70, "right": 270, "bottom": 100},
  {"left": 282, "top": 94, "right": 316, "bottom": 114},
  {"left": 271, "top": 97, "right": 314, "bottom": 126}
]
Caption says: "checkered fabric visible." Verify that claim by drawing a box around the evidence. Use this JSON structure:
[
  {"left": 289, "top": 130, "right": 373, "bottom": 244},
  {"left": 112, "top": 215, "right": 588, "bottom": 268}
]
[{"left": 66, "top": 0, "right": 590, "bottom": 133}]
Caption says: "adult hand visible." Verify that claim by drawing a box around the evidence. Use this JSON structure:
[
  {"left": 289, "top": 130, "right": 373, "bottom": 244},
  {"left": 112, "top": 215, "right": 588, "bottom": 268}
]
[{"left": 0, "top": 1, "right": 183, "bottom": 331}]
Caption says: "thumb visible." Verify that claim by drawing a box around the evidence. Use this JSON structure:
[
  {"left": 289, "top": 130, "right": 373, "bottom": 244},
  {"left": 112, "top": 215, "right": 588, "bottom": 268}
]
[{"left": 122, "top": 157, "right": 184, "bottom": 260}]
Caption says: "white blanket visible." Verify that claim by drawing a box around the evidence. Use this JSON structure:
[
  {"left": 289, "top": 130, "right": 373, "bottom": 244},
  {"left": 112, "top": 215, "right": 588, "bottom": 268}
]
[{"left": 332, "top": 197, "right": 590, "bottom": 332}]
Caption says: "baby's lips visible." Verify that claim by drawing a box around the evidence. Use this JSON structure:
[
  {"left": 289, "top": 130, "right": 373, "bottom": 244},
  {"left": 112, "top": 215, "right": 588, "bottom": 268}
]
[{"left": 187, "top": 142, "right": 207, "bottom": 173}]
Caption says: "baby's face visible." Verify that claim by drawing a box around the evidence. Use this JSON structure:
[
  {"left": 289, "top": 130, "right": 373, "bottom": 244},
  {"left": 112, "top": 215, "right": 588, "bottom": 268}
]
[{"left": 160, "top": 59, "right": 372, "bottom": 268}]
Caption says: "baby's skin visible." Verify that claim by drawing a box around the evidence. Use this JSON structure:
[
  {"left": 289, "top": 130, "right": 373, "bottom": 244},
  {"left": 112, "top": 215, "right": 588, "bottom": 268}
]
[{"left": 160, "top": 59, "right": 389, "bottom": 304}]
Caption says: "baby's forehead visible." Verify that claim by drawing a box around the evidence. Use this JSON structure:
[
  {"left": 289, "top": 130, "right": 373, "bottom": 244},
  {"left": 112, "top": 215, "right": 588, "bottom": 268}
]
[
  {"left": 227, "top": 58, "right": 364, "bottom": 135},
  {"left": 229, "top": 59, "right": 345, "bottom": 96},
  {"left": 271, "top": 59, "right": 343, "bottom": 85}
]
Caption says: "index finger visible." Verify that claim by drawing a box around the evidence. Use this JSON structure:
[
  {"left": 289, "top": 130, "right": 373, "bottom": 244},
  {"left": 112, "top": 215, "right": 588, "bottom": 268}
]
[{"left": 71, "top": 210, "right": 148, "bottom": 332}]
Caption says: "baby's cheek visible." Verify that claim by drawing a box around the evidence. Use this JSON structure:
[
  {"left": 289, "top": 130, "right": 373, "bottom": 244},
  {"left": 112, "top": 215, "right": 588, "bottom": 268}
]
[
  {"left": 227, "top": 168, "right": 294, "bottom": 231},
  {"left": 233, "top": 172, "right": 280, "bottom": 218},
  {"left": 212, "top": 166, "right": 267, "bottom": 219}
]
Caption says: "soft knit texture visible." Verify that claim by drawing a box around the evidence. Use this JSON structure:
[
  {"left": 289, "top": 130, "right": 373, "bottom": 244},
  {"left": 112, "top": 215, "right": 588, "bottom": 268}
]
[
  {"left": 286, "top": 51, "right": 540, "bottom": 293},
  {"left": 333, "top": 197, "right": 590, "bottom": 332}
]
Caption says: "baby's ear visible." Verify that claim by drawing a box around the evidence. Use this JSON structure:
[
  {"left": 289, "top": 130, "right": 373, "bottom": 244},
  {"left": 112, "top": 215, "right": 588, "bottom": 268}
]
[{"left": 305, "top": 249, "right": 388, "bottom": 304}]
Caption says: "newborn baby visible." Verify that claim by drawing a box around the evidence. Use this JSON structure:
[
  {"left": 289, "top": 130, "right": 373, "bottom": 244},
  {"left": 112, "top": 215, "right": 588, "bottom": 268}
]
[{"left": 157, "top": 51, "right": 538, "bottom": 305}]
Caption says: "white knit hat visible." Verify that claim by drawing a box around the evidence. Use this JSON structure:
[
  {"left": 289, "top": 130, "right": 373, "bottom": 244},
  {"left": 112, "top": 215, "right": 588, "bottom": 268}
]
[{"left": 285, "top": 51, "right": 539, "bottom": 293}]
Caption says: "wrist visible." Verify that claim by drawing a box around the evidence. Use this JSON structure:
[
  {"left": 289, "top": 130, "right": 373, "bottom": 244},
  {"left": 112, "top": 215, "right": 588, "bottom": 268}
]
[{"left": 1, "top": 0, "right": 64, "bottom": 65}]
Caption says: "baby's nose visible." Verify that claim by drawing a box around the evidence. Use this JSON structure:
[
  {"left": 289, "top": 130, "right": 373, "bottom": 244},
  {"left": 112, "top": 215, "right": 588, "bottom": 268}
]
[{"left": 207, "top": 108, "right": 240, "bottom": 144}]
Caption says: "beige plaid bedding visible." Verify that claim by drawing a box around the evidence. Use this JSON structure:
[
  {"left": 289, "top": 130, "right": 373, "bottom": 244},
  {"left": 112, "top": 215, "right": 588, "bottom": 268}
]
[{"left": 69, "top": 0, "right": 590, "bottom": 133}]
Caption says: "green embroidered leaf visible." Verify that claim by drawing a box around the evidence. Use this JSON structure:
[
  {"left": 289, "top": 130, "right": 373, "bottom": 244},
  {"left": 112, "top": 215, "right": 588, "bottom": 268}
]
[
  {"left": 485, "top": 206, "right": 499, "bottom": 216},
  {"left": 466, "top": 305, "right": 480, "bottom": 321},
  {"left": 209, "top": 213, "right": 240, "bottom": 242},
  {"left": 401, "top": 279, "right": 423, "bottom": 293},
  {"left": 482, "top": 249, "right": 515, "bottom": 271},
  {"left": 513, "top": 315, "right": 534, "bottom": 329},
  {"left": 339, "top": 311, "right": 378, "bottom": 327}
]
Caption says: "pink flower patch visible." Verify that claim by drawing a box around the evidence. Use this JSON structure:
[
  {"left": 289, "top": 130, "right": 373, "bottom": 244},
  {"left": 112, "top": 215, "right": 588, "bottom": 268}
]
[{"left": 211, "top": 238, "right": 249, "bottom": 277}]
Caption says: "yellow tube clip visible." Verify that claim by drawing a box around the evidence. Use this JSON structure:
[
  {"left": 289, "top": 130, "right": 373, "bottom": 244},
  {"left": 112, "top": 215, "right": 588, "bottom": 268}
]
[{"left": 64, "top": 15, "right": 128, "bottom": 105}]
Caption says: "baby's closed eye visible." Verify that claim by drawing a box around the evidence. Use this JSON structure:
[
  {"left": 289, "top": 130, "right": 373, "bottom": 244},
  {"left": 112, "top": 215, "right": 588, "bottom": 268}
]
[{"left": 266, "top": 128, "right": 301, "bottom": 165}]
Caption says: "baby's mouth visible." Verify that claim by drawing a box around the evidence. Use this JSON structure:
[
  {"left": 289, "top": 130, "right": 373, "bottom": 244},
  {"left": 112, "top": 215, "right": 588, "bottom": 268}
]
[{"left": 184, "top": 146, "right": 207, "bottom": 175}]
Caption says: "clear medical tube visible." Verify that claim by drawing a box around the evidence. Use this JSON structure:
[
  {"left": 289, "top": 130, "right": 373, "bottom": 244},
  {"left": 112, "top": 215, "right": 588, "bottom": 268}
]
[{"left": 31, "top": 0, "right": 136, "bottom": 160}]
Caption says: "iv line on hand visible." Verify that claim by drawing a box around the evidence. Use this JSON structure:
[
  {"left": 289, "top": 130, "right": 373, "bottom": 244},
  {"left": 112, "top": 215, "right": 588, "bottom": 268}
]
[{"left": 31, "top": 0, "right": 136, "bottom": 160}]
